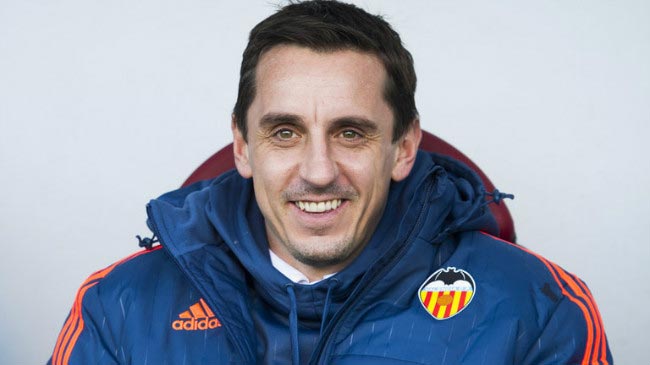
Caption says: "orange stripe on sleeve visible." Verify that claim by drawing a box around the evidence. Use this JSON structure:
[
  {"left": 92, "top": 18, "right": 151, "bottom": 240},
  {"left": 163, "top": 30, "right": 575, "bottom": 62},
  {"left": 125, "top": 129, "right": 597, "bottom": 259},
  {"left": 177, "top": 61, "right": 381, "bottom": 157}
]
[
  {"left": 544, "top": 262, "right": 595, "bottom": 365},
  {"left": 61, "top": 282, "right": 98, "bottom": 365},
  {"left": 479, "top": 232, "right": 608, "bottom": 365},
  {"left": 553, "top": 265, "right": 606, "bottom": 364},
  {"left": 54, "top": 279, "right": 103, "bottom": 365},
  {"left": 54, "top": 278, "right": 101, "bottom": 365},
  {"left": 52, "top": 298, "right": 77, "bottom": 362},
  {"left": 544, "top": 257, "right": 609, "bottom": 364},
  {"left": 575, "top": 274, "right": 608, "bottom": 363},
  {"left": 51, "top": 246, "right": 162, "bottom": 365},
  {"left": 52, "top": 299, "right": 79, "bottom": 364}
]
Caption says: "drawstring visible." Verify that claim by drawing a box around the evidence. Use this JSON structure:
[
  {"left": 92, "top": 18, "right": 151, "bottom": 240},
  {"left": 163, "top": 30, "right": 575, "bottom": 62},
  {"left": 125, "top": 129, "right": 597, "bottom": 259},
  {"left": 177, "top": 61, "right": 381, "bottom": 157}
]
[
  {"left": 435, "top": 187, "right": 514, "bottom": 243},
  {"left": 136, "top": 234, "right": 159, "bottom": 250},
  {"left": 320, "top": 278, "right": 340, "bottom": 336},
  {"left": 483, "top": 188, "right": 514, "bottom": 205},
  {"left": 285, "top": 279, "right": 339, "bottom": 364},
  {"left": 285, "top": 284, "right": 300, "bottom": 365}
]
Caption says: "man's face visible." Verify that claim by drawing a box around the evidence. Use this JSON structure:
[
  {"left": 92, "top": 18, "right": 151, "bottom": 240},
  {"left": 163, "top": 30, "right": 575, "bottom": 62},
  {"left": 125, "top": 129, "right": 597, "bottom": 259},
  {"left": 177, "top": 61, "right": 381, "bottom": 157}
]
[{"left": 233, "top": 45, "right": 419, "bottom": 278}]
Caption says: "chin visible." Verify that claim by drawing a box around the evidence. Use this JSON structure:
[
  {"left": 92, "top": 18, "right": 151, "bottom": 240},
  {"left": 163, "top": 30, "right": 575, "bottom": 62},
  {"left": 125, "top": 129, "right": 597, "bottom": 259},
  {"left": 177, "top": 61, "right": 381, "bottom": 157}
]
[{"left": 287, "top": 236, "right": 357, "bottom": 268}]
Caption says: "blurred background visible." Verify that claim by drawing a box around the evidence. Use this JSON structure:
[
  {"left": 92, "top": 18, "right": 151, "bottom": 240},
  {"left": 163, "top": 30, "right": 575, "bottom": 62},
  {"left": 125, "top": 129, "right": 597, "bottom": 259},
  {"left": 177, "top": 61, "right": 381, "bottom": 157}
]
[{"left": 1, "top": 0, "right": 648, "bottom": 363}]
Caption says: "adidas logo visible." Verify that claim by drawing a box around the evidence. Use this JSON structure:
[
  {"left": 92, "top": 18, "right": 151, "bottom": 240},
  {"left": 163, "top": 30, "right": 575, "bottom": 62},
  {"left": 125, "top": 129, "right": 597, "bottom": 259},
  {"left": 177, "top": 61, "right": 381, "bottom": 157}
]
[{"left": 172, "top": 298, "right": 222, "bottom": 331}]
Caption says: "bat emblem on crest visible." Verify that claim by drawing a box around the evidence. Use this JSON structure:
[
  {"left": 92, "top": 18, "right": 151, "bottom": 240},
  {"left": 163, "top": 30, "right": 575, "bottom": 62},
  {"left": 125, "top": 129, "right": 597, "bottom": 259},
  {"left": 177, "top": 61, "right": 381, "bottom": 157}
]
[{"left": 418, "top": 267, "right": 476, "bottom": 320}]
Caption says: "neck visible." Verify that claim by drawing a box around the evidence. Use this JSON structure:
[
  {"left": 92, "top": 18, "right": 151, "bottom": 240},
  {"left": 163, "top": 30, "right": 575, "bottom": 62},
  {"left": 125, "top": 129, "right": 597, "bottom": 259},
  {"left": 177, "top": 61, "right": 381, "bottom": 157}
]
[{"left": 268, "top": 245, "right": 344, "bottom": 283}]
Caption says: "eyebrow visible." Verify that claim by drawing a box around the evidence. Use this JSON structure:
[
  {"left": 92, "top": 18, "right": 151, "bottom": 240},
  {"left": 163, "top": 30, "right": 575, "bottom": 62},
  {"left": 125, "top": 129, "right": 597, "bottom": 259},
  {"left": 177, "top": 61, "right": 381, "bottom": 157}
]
[
  {"left": 259, "top": 113, "right": 304, "bottom": 130},
  {"left": 329, "top": 116, "right": 379, "bottom": 135}
]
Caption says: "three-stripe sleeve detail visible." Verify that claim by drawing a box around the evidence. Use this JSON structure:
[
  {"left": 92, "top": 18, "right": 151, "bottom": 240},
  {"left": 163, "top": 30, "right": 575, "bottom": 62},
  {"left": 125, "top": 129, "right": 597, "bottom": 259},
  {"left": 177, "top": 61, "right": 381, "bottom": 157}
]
[
  {"left": 51, "top": 246, "right": 162, "bottom": 365},
  {"left": 480, "top": 232, "right": 608, "bottom": 365}
]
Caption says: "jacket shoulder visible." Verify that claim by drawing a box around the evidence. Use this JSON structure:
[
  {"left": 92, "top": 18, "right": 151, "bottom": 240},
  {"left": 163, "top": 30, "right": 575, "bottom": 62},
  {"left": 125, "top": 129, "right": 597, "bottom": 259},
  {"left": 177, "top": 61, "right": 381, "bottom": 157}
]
[
  {"left": 465, "top": 231, "right": 591, "bottom": 296},
  {"left": 50, "top": 246, "right": 183, "bottom": 364},
  {"left": 91, "top": 245, "right": 172, "bottom": 286},
  {"left": 457, "top": 231, "right": 610, "bottom": 363},
  {"left": 88, "top": 245, "right": 192, "bottom": 297},
  {"left": 66, "top": 245, "right": 195, "bottom": 322},
  {"left": 484, "top": 232, "right": 611, "bottom": 363},
  {"left": 452, "top": 231, "right": 604, "bottom": 329}
]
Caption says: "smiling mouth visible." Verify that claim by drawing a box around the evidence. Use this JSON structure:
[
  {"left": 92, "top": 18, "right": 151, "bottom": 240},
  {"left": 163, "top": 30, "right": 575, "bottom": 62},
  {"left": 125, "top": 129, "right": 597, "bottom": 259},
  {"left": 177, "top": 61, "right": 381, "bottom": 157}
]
[{"left": 294, "top": 199, "right": 343, "bottom": 213}]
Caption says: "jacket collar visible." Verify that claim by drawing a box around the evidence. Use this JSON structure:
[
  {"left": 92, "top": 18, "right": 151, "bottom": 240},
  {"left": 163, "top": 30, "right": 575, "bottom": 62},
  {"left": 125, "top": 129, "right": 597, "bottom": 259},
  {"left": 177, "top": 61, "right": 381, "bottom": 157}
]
[{"left": 147, "top": 151, "right": 498, "bottom": 320}]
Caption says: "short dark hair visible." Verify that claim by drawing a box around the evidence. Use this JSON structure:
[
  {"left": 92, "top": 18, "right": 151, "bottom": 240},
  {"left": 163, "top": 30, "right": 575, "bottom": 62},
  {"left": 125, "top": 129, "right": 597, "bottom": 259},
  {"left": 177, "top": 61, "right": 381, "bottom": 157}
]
[{"left": 233, "top": 0, "right": 418, "bottom": 142}]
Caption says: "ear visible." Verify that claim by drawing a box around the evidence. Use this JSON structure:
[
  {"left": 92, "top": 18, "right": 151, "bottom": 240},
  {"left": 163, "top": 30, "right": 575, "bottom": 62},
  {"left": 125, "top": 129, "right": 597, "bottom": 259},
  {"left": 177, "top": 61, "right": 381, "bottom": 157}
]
[
  {"left": 391, "top": 119, "right": 422, "bottom": 182},
  {"left": 232, "top": 115, "right": 253, "bottom": 178}
]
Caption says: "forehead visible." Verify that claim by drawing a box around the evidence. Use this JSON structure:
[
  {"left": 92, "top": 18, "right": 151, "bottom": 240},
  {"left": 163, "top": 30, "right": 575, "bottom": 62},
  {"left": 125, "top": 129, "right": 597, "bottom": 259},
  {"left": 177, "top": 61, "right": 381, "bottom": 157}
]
[
  {"left": 248, "top": 45, "right": 391, "bottom": 127},
  {"left": 256, "top": 44, "right": 385, "bottom": 77}
]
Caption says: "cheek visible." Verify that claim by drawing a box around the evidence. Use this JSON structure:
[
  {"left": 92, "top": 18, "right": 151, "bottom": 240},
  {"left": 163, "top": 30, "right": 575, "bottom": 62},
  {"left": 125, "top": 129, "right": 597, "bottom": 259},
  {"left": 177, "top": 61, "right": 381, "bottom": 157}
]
[
  {"left": 336, "top": 146, "right": 395, "bottom": 179},
  {"left": 334, "top": 152, "right": 392, "bottom": 201},
  {"left": 251, "top": 150, "right": 299, "bottom": 194},
  {"left": 262, "top": 153, "right": 298, "bottom": 178}
]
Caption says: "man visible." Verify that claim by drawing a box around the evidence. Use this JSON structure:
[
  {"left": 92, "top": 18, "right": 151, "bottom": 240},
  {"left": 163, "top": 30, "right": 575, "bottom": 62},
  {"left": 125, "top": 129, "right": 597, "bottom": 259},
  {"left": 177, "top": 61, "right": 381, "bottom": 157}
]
[{"left": 49, "top": 1, "right": 613, "bottom": 364}]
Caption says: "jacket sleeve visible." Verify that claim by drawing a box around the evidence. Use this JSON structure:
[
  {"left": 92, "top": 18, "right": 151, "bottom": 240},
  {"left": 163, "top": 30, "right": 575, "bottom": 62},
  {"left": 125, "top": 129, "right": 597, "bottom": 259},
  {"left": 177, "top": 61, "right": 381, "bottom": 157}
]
[
  {"left": 522, "top": 280, "right": 614, "bottom": 365},
  {"left": 48, "top": 277, "right": 119, "bottom": 365}
]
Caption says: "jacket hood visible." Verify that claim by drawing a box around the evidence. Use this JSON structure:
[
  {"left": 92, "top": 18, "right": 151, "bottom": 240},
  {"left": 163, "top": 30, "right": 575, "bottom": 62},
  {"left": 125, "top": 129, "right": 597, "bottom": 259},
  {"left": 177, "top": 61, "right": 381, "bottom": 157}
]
[{"left": 146, "top": 150, "right": 498, "bottom": 323}]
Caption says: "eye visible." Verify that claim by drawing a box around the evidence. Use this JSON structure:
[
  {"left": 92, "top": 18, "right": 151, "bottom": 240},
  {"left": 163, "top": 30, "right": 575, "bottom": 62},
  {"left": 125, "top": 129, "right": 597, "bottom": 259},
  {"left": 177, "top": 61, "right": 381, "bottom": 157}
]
[
  {"left": 340, "top": 130, "right": 361, "bottom": 140},
  {"left": 275, "top": 128, "right": 297, "bottom": 140},
  {"left": 271, "top": 128, "right": 301, "bottom": 146}
]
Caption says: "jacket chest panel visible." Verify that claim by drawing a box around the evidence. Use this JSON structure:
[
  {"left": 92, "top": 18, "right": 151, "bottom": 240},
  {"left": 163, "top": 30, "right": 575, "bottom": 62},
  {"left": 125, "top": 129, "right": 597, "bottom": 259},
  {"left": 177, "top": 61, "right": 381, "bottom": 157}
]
[
  {"left": 112, "top": 281, "right": 248, "bottom": 365},
  {"left": 119, "top": 319, "right": 243, "bottom": 364},
  {"left": 323, "top": 297, "right": 534, "bottom": 365}
]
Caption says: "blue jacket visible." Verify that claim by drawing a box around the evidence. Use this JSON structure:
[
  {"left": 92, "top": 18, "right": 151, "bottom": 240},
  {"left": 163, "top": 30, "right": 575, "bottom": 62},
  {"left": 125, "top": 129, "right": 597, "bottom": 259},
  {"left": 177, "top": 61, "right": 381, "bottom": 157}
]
[{"left": 49, "top": 151, "right": 613, "bottom": 364}]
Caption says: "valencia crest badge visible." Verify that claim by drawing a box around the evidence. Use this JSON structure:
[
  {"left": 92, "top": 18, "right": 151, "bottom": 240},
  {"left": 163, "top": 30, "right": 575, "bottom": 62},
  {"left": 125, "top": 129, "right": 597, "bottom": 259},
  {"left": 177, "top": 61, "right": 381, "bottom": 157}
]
[{"left": 418, "top": 267, "right": 476, "bottom": 320}]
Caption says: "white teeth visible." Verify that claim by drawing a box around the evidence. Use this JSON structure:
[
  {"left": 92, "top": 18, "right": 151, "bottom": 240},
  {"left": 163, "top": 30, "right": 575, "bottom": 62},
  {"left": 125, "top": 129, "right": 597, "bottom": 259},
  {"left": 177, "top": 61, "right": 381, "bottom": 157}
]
[{"left": 295, "top": 199, "right": 342, "bottom": 213}]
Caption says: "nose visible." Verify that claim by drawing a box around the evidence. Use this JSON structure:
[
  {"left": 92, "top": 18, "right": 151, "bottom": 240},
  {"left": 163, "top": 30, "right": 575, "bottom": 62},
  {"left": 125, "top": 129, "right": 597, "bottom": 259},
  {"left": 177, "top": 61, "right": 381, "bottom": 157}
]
[{"left": 298, "top": 136, "right": 339, "bottom": 187}]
